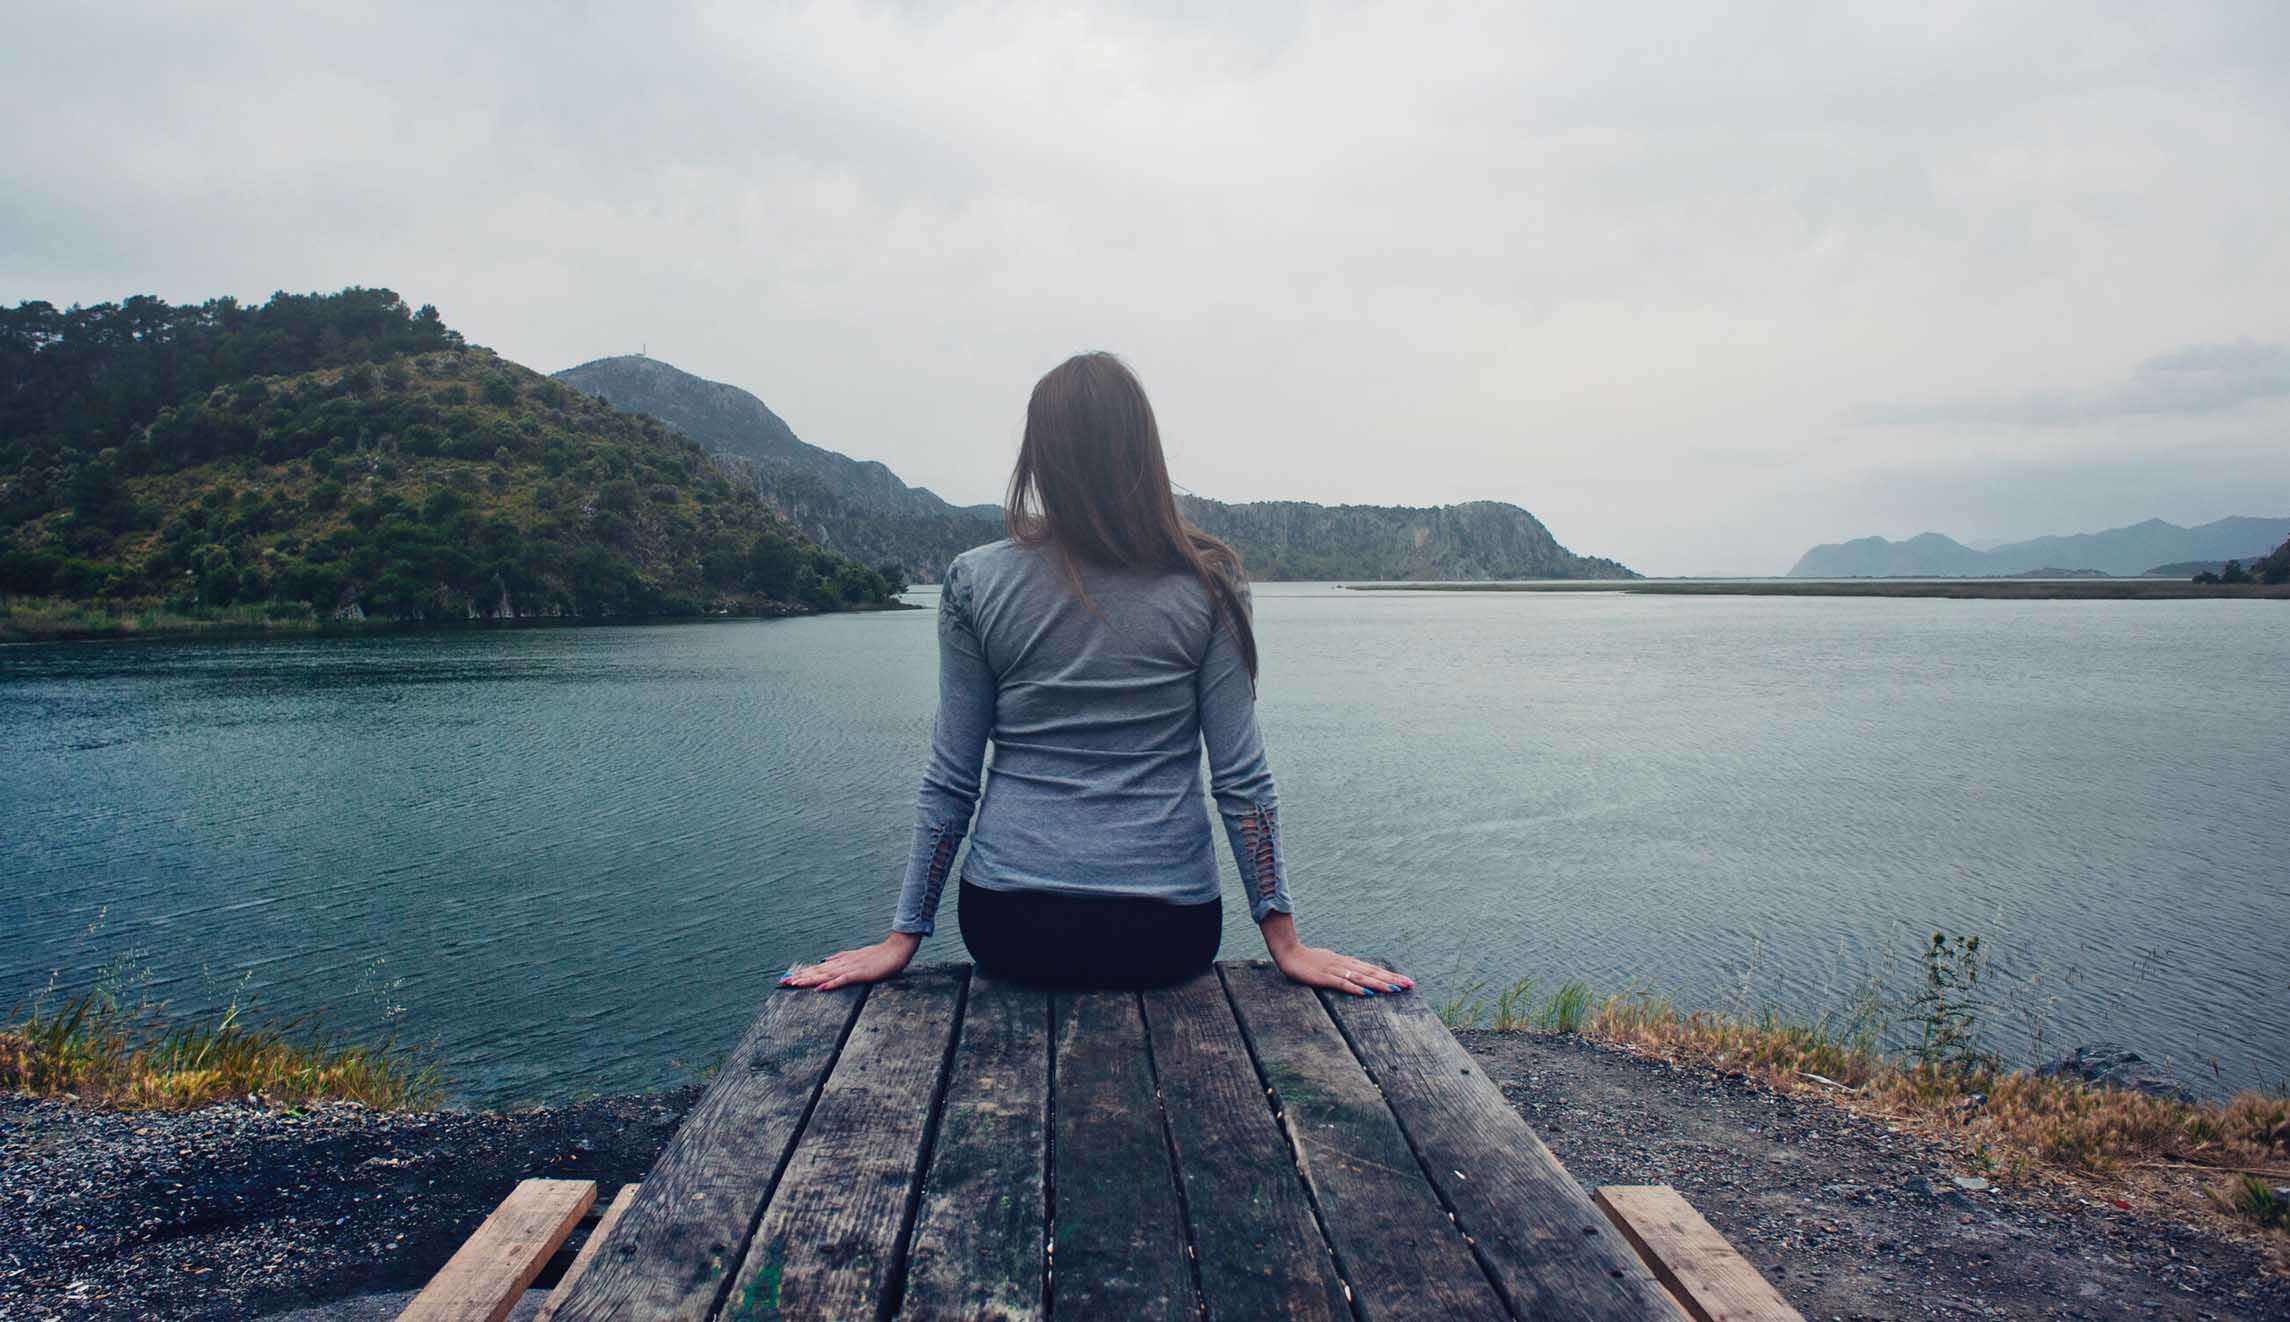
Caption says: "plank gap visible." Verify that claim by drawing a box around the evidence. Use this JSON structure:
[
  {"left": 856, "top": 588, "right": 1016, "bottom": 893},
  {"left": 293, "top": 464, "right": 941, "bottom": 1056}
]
[
  {"left": 532, "top": 1183, "right": 640, "bottom": 1322},
  {"left": 699, "top": 984, "right": 872, "bottom": 1322},
  {"left": 875, "top": 967, "right": 972, "bottom": 1322},
  {"left": 1134, "top": 988, "right": 1211, "bottom": 1322},
  {"left": 1042, "top": 988, "right": 1057, "bottom": 1318},
  {"left": 1214, "top": 963, "right": 1368, "bottom": 1322}
]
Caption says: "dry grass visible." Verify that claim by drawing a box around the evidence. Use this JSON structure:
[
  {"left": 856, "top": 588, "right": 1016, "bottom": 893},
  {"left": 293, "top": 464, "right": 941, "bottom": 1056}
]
[
  {"left": 1569, "top": 990, "right": 2290, "bottom": 1257},
  {"left": 0, "top": 991, "right": 442, "bottom": 1111}
]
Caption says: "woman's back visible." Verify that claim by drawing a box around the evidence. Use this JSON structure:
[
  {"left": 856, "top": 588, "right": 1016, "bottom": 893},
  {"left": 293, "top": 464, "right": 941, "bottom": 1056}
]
[
  {"left": 961, "top": 537, "right": 1223, "bottom": 886},
  {"left": 892, "top": 537, "right": 1285, "bottom": 936}
]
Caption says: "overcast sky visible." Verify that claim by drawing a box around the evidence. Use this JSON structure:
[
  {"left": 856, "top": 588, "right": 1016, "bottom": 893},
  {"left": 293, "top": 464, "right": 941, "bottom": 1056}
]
[{"left": 6, "top": 3, "right": 2287, "bottom": 573}]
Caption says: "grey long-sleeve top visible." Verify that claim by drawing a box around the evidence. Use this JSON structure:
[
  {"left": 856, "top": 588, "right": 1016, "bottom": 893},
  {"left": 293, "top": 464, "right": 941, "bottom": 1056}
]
[{"left": 891, "top": 538, "right": 1292, "bottom": 936}]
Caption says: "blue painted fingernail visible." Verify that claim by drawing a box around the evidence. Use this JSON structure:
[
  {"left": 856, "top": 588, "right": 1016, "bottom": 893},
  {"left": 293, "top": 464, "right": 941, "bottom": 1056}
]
[
  {"left": 1387, "top": 983, "right": 1402, "bottom": 992},
  {"left": 1362, "top": 988, "right": 1377, "bottom": 997}
]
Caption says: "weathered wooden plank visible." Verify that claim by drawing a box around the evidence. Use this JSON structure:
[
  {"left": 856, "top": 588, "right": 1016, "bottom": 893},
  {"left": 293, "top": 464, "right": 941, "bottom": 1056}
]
[
  {"left": 1595, "top": 1186, "right": 1804, "bottom": 1322},
  {"left": 719, "top": 968, "right": 968, "bottom": 1321},
  {"left": 532, "top": 1182, "right": 640, "bottom": 1322},
  {"left": 401, "top": 1178, "right": 596, "bottom": 1322},
  {"left": 551, "top": 987, "right": 865, "bottom": 1322},
  {"left": 1051, "top": 988, "right": 1197, "bottom": 1321},
  {"left": 1219, "top": 961, "right": 1508, "bottom": 1321},
  {"left": 1325, "top": 987, "right": 1687, "bottom": 1320},
  {"left": 898, "top": 974, "right": 1049, "bottom": 1321},
  {"left": 1141, "top": 969, "right": 1350, "bottom": 1322}
]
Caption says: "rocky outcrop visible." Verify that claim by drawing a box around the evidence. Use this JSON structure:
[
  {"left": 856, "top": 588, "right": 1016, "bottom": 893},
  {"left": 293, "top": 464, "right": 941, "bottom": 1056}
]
[
  {"left": 1176, "top": 495, "right": 1636, "bottom": 581},
  {"left": 2035, "top": 1043, "right": 2193, "bottom": 1102}
]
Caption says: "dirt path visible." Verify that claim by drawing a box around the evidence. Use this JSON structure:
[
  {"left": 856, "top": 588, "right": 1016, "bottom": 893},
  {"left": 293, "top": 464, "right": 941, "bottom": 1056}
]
[{"left": 1457, "top": 1029, "right": 2288, "bottom": 1321}]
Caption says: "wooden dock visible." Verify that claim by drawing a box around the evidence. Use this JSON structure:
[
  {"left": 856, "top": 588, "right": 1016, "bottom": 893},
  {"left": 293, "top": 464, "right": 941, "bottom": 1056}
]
[{"left": 416, "top": 960, "right": 1799, "bottom": 1321}]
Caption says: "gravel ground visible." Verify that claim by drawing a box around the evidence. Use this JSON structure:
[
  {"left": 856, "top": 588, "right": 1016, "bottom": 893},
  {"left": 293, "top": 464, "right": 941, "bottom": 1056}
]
[
  {"left": 0, "top": 1088, "right": 697, "bottom": 1321},
  {"left": 3, "top": 1036, "right": 2284, "bottom": 1320},
  {"left": 1457, "top": 1029, "right": 2290, "bottom": 1321}
]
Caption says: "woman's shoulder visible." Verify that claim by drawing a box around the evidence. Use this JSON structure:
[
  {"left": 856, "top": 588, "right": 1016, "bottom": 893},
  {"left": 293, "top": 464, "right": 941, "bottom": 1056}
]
[
  {"left": 942, "top": 538, "right": 1041, "bottom": 610},
  {"left": 947, "top": 538, "right": 1032, "bottom": 585}
]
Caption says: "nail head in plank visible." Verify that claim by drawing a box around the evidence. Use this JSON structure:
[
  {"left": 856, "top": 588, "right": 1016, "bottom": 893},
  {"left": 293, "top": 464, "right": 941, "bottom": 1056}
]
[
  {"left": 899, "top": 973, "right": 1049, "bottom": 1321},
  {"left": 1051, "top": 988, "right": 1197, "bottom": 1321},
  {"left": 401, "top": 1177, "right": 596, "bottom": 1322},
  {"left": 1220, "top": 961, "right": 1509, "bottom": 1322},
  {"left": 551, "top": 986, "right": 865, "bottom": 1322},
  {"left": 532, "top": 1182, "right": 640, "bottom": 1322},
  {"left": 1594, "top": 1186, "right": 1805, "bottom": 1322},
  {"left": 1325, "top": 986, "right": 1685, "bottom": 1320},
  {"left": 1141, "top": 968, "right": 1349, "bottom": 1322},
  {"left": 720, "top": 968, "right": 968, "bottom": 1321}
]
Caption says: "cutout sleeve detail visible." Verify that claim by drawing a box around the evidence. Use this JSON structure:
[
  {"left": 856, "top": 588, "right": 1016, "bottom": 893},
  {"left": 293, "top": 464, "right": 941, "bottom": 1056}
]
[
  {"left": 1196, "top": 583, "right": 1293, "bottom": 922},
  {"left": 891, "top": 558, "right": 995, "bottom": 936}
]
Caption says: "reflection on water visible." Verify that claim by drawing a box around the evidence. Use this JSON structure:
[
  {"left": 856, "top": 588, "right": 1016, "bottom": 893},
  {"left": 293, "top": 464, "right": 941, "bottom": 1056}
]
[{"left": 3, "top": 589, "right": 2285, "bottom": 1102}]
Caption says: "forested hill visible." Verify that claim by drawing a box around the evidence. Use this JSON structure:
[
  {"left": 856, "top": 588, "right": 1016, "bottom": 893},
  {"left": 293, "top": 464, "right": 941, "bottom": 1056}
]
[
  {"left": 557, "top": 354, "right": 1636, "bottom": 582},
  {"left": 0, "top": 290, "right": 899, "bottom": 628}
]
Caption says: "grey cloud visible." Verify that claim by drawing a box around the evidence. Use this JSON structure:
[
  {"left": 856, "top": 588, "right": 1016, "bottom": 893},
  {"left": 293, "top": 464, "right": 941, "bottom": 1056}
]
[
  {"left": 1855, "top": 340, "right": 2290, "bottom": 426},
  {"left": 6, "top": 3, "right": 2290, "bottom": 574}
]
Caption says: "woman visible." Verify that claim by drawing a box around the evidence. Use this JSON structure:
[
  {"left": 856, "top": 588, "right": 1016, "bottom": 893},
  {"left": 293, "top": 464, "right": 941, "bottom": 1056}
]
[{"left": 780, "top": 353, "right": 1410, "bottom": 997}]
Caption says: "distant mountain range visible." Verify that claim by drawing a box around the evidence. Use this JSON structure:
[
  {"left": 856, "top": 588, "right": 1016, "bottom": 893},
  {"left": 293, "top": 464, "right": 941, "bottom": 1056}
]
[
  {"left": 554, "top": 355, "right": 1634, "bottom": 582},
  {"left": 1788, "top": 517, "right": 2290, "bottom": 578}
]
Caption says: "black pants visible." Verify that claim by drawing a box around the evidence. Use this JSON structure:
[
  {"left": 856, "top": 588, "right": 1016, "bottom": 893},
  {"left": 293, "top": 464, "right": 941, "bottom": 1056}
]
[{"left": 958, "top": 878, "right": 1221, "bottom": 989}]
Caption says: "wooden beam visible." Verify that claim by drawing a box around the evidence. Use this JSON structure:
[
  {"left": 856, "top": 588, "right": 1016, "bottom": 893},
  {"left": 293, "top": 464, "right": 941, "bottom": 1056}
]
[
  {"left": 1050, "top": 988, "right": 1197, "bottom": 1320},
  {"left": 400, "top": 1178, "right": 596, "bottom": 1322},
  {"left": 1594, "top": 1186, "right": 1805, "bottom": 1322},
  {"left": 1325, "top": 982, "right": 1685, "bottom": 1320},
  {"left": 1141, "top": 968, "right": 1349, "bottom": 1321},
  {"left": 550, "top": 986, "right": 865, "bottom": 1321},
  {"left": 899, "top": 973, "right": 1050, "bottom": 1321},
  {"left": 532, "top": 1183, "right": 639, "bottom": 1322},
  {"left": 719, "top": 968, "right": 967, "bottom": 1320},
  {"left": 1220, "top": 961, "right": 1508, "bottom": 1321}
]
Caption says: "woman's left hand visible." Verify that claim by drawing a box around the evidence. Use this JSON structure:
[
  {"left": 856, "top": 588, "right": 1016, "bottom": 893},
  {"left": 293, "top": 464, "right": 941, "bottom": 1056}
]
[{"left": 780, "top": 933, "right": 920, "bottom": 991}]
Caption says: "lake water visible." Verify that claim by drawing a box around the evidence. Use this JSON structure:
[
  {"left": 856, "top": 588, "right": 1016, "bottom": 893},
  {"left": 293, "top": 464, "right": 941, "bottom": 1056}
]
[{"left": 3, "top": 586, "right": 2285, "bottom": 1103}]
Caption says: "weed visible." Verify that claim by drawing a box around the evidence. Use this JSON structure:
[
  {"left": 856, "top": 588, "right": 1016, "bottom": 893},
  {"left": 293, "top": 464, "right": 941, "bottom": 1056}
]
[
  {"left": 1492, "top": 977, "right": 1538, "bottom": 1031},
  {"left": 1903, "top": 932, "right": 1991, "bottom": 1073},
  {"left": 0, "top": 989, "right": 442, "bottom": 1110},
  {"left": 1437, "top": 979, "right": 1488, "bottom": 1030},
  {"left": 1539, "top": 980, "right": 1594, "bottom": 1034}
]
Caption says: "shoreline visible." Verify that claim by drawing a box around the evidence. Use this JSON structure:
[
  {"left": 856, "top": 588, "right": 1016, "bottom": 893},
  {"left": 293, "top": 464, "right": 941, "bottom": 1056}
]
[
  {"left": 0, "top": 597, "right": 922, "bottom": 645},
  {"left": 5, "top": 1032, "right": 2282, "bottom": 1320},
  {"left": 1342, "top": 578, "right": 2290, "bottom": 600}
]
